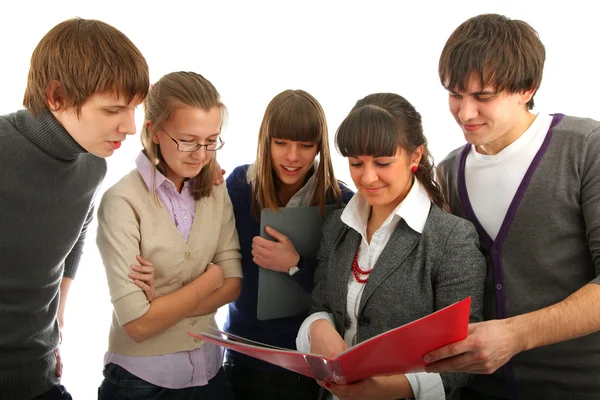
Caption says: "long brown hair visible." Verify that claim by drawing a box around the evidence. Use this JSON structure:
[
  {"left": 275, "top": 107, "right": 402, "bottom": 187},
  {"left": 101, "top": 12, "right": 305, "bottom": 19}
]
[
  {"left": 335, "top": 93, "right": 448, "bottom": 211},
  {"left": 141, "top": 71, "right": 226, "bottom": 200},
  {"left": 251, "top": 89, "right": 342, "bottom": 218}
]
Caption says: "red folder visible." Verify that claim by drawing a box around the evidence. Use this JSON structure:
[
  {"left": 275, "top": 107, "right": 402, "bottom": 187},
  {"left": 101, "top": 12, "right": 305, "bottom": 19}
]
[{"left": 190, "top": 297, "right": 470, "bottom": 384}]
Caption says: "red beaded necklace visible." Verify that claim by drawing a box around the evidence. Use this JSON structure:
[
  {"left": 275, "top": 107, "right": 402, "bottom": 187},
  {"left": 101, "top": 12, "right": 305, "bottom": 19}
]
[{"left": 352, "top": 246, "right": 372, "bottom": 283}]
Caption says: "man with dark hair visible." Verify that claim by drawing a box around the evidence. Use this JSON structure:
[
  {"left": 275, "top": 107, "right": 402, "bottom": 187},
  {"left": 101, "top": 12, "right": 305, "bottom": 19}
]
[
  {"left": 0, "top": 18, "right": 148, "bottom": 399},
  {"left": 426, "top": 13, "right": 600, "bottom": 399}
]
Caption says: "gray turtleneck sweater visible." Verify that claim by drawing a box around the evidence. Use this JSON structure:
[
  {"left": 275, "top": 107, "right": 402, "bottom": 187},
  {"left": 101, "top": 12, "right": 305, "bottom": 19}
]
[{"left": 0, "top": 110, "right": 106, "bottom": 399}]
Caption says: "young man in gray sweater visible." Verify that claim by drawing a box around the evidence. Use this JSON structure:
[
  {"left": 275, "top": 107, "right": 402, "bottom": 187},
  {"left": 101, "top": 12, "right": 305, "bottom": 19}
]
[
  {"left": 0, "top": 19, "right": 148, "bottom": 400},
  {"left": 424, "top": 13, "right": 600, "bottom": 400}
]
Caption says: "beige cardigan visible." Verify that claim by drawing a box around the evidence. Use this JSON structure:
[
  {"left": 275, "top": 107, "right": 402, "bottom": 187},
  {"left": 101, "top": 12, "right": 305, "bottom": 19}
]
[{"left": 97, "top": 170, "right": 242, "bottom": 356}]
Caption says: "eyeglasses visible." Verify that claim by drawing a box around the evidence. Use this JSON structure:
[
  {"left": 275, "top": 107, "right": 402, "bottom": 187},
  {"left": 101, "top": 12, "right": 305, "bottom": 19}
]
[{"left": 160, "top": 128, "right": 225, "bottom": 152}]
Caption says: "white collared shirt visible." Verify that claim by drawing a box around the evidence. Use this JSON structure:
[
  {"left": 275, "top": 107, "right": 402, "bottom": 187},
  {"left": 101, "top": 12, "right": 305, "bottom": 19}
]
[{"left": 296, "top": 179, "right": 444, "bottom": 400}]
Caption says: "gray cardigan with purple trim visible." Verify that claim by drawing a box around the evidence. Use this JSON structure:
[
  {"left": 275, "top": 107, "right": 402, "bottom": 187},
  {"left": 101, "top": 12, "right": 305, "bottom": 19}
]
[{"left": 438, "top": 114, "right": 600, "bottom": 400}]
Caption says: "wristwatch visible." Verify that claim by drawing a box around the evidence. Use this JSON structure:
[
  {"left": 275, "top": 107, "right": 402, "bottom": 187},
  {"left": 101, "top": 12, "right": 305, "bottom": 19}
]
[{"left": 287, "top": 265, "right": 300, "bottom": 276}]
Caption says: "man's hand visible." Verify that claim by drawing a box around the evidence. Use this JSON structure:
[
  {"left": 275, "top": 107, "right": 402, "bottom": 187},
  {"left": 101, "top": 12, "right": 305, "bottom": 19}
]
[
  {"left": 55, "top": 322, "right": 63, "bottom": 378},
  {"left": 424, "top": 319, "right": 526, "bottom": 374},
  {"left": 252, "top": 226, "right": 300, "bottom": 273},
  {"left": 55, "top": 277, "right": 72, "bottom": 379},
  {"left": 130, "top": 255, "right": 156, "bottom": 302}
]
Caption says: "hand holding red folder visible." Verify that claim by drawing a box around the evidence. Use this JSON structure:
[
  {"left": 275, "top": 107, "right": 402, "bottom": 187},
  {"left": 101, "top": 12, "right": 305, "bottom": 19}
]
[
  {"left": 190, "top": 297, "right": 471, "bottom": 384},
  {"left": 309, "top": 319, "right": 349, "bottom": 359}
]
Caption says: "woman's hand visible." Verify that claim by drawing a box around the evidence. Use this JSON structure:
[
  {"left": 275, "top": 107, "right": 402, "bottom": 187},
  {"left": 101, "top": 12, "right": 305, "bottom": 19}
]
[
  {"left": 130, "top": 255, "right": 156, "bottom": 302},
  {"left": 323, "top": 375, "right": 413, "bottom": 400},
  {"left": 309, "top": 319, "right": 347, "bottom": 358},
  {"left": 213, "top": 160, "right": 226, "bottom": 186},
  {"left": 252, "top": 226, "right": 300, "bottom": 273},
  {"left": 204, "top": 263, "right": 225, "bottom": 290}
]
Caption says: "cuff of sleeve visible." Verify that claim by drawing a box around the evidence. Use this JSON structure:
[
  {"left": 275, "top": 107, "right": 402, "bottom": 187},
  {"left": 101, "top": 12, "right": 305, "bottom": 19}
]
[
  {"left": 218, "top": 258, "right": 243, "bottom": 279},
  {"left": 405, "top": 372, "right": 444, "bottom": 400},
  {"left": 296, "top": 311, "right": 335, "bottom": 352},
  {"left": 63, "top": 251, "right": 83, "bottom": 279},
  {"left": 112, "top": 291, "right": 151, "bottom": 326}
]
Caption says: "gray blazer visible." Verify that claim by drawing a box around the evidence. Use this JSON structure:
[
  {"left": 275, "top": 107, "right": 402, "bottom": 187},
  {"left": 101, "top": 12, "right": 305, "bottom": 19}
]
[{"left": 311, "top": 204, "right": 486, "bottom": 399}]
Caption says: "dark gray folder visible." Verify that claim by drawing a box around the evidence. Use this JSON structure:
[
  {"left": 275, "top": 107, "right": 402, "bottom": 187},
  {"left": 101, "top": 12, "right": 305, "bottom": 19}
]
[{"left": 257, "top": 204, "right": 341, "bottom": 320}]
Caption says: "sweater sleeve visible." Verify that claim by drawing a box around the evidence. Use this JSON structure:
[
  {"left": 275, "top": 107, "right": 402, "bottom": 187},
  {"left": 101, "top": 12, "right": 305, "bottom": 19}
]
[
  {"left": 212, "top": 186, "right": 243, "bottom": 279},
  {"left": 435, "top": 217, "right": 486, "bottom": 397},
  {"left": 340, "top": 183, "right": 355, "bottom": 204},
  {"left": 63, "top": 204, "right": 95, "bottom": 279},
  {"left": 581, "top": 126, "right": 600, "bottom": 284},
  {"left": 96, "top": 188, "right": 150, "bottom": 327},
  {"left": 288, "top": 255, "right": 317, "bottom": 293}
]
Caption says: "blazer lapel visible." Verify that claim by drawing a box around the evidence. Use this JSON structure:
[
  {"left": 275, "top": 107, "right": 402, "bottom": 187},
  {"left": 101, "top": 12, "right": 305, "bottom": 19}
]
[
  {"left": 329, "top": 227, "right": 361, "bottom": 316},
  {"left": 359, "top": 220, "right": 420, "bottom": 314}
]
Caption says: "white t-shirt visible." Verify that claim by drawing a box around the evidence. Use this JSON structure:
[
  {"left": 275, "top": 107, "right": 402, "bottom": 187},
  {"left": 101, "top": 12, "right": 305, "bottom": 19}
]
[{"left": 465, "top": 113, "right": 553, "bottom": 240}]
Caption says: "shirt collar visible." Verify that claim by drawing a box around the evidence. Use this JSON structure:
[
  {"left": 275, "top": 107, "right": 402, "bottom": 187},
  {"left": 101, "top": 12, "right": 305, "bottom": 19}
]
[
  {"left": 246, "top": 159, "right": 319, "bottom": 208},
  {"left": 135, "top": 151, "right": 172, "bottom": 191},
  {"left": 341, "top": 178, "right": 431, "bottom": 236}
]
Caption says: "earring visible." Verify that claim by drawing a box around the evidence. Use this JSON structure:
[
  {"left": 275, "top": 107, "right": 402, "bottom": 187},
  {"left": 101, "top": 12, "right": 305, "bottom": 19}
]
[
  {"left": 154, "top": 144, "right": 160, "bottom": 165},
  {"left": 411, "top": 165, "right": 418, "bottom": 173}
]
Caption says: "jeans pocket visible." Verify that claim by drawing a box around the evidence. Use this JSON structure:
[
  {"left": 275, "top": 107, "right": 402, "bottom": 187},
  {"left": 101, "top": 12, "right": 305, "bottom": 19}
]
[{"left": 102, "top": 364, "right": 167, "bottom": 400}]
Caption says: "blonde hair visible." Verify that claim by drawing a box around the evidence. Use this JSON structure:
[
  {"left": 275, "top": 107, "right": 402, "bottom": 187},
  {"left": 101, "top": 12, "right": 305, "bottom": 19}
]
[
  {"left": 251, "top": 89, "right": 342, "bottom": 218},
  {"left": 24, "top": 18, "right": 148, "bottom": 115},
  {"left": 141, "top": 71, "right": 226, "bottom": 200}
]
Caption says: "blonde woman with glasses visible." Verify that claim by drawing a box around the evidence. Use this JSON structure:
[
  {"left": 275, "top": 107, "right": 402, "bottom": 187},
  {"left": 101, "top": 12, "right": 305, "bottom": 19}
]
[{"left": 96, "top": 71, "right": 241, "bottom": 400}]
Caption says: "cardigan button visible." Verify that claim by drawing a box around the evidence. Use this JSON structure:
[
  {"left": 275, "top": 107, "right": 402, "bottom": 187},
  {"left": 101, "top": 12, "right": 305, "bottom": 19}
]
[
  {"left": 358, "top": 315, "right": 370, "bottom": 326},
  {"left": 184, "top": 252, "right": 192, "bottom": 260}
]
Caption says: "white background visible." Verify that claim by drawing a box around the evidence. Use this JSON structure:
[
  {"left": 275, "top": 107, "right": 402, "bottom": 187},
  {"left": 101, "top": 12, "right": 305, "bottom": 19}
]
[{"left": 1, "top": 1, "right": 599, "bottom": 398}]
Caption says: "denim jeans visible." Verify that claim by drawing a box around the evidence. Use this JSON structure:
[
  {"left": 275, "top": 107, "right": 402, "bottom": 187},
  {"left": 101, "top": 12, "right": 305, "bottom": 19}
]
[
  {"left": 33, "top": 385, "right": 72, "bottom": 400},
  {"left": 98, "top": 363, "right": 235, "bottom": 400},
  {"left": 224, "top": 360, "right": 320, "bottom": 400}
]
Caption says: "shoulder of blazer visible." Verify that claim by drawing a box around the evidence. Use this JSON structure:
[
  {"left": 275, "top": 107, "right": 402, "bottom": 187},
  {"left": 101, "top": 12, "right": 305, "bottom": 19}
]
[
  {"left": 423, "top": 204, "right": 463, "bottom": 237},
  {"left": 321, "top": 208, "right": 350, "bottom": 243},
  {"left": 423, "top": 204, "right": 477, "bottom": 246}
]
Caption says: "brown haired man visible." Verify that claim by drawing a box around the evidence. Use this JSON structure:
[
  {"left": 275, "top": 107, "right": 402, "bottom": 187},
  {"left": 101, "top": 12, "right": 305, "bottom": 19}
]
[
  {"left": 0, "top": 18, "right": 148, "bottom": 400},
  {"left": 425, "top": 13, "right": 600, "bottom": 400}
]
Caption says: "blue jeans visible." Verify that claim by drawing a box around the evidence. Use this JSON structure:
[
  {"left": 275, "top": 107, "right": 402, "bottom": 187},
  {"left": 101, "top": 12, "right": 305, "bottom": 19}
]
[
  {"left": 33, "top": 385, "right": 72, "bottom": 400},
  {"left": 98, "top": 363, "right": 235, "bottom": 400}
]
